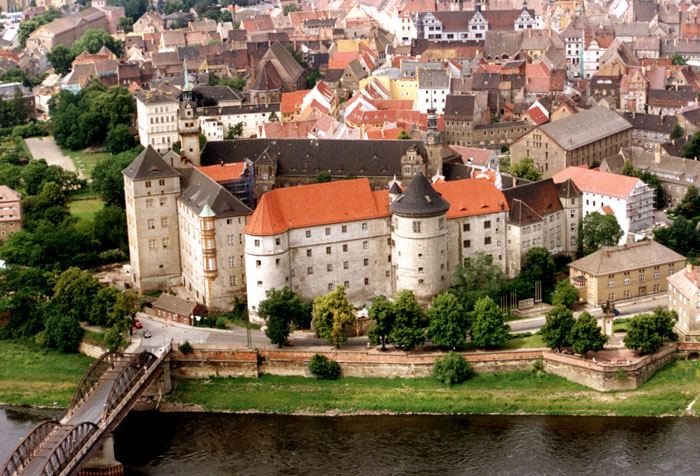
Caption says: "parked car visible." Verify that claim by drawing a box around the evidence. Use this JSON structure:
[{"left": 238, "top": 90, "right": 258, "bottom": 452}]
[
  {"left": 134, "top": 319, "right": 143, "bottom": 329},
  {"left": 143, "top": 330, "right": 152, "bottom": 338}
]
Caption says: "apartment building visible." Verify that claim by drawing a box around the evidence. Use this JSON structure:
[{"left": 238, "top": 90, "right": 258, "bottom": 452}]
[
  {"left": 0, "top": 186, "right": 21, "bottom": 239},
  {"left": 135, "top": 92, "right": 180, "bottom": 154},
  {"left": 668, "top": 264, "right": 700, "bottom": 342}
]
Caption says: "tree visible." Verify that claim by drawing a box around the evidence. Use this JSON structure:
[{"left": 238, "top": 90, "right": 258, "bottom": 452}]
[
  {"left": 682, "top": 130, "right": 700, "bottom": 159},
  {"left": 225, "top": 122, "right": 243, "bottom": 139},
  {"left": 518, "top": 247, "right": 556, "bottom": 296},
  {"left": 103, "top": 326, "right": 123, "bottom": 352},
  {"left": 580, "top": 212, "right": 623, "bottom": 254},
  {"left": 624, "top": 313, "right": 663, "bottom": 354},
  {"left": 432, "top": 351, "right": 472, "bottom": 386},
  {"left": 52, "top": 267, "right": 102, "bottom": 324},
  {"left": 551, "top": 279, "right": 580, "bottom": 308},
  {"left": 367, "top": 296, "right": 396, "bottom": 351},
  {"left": 671, "top": 123, "right": 684, "bottom": 140},
  {"left": 650, "top": 306, "right": 677, "bottom": 341},
  {"left": 397, "top": 129, "right": 411, "bottom": 139},
  {"left": 672, "top": 53, "right": 687, "bottom": 65},
  {"left": 450, "top": 252, "right": 508, "bottom": 311},
  {"left": 540, "top": 304, "right": 575, "bottom": 351},
  {"left": 621, "top": 159, "right": 634, "bottom": 176},
  {"left": 313, "top": 285, "right": 355, "bottom": 347},
  {"left": 427, "top": 292, "right": 469, "bottom": 349},
  {"left": 118, "top": 16, "right": 133, "bottom": 32},
  {"left": 199, "top": 133, "right": 207, "bottom": 150},
  {"left": 675, "top": 185, "right": 700, "bottom": 219},
  {"left": 104, "top": 124, "right": 135, "bottom": 154},
  {"left": 283, "top": 3, "right": 301, "bottom": 15},
  {"left": 470, "top": 296, "right": 510, "bottom": 349},
  {"left": 91, "top": 147, "right": 142, "bottom": 207},
  {"left": 653, "top": 216, "right": 698, "bottom": 256},
  {"left": 306, "top": 69, "right": 323, "bottom": 88},
  {"left": 570, "top": 311, "right": 607, "bottom": 356},
  {"left": 47, "top": 45, "right": 75, "bottom": 75},
  {"left": 259, "top": 287, "right": 306, "bottom": 347},
  {"left": 315, "top": 171, "right": 332, "bottom": 183},
  {"left": 70, "top": 29, "right": 123, "bottom": 57},
  {"left": 390, "top": 290, "right": 426, "bottom": 350},
  {"left": 268, "top": 111, "right": 279, "bottom": 122},
  {"left": 218, "top": 76, "right": 246, "bottom": 91},
  {"left": 93, "top": 205, "right": 128, "bottom": 252},
  {"left": 510, "top": 157, "right": 542, "bottom": 181},
  {"left": 44, "top": 312, "right": 83, "bottom": 353}
]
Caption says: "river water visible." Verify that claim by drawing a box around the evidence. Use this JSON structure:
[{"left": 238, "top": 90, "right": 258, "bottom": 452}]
[{"left": 2, "top": 407, "right": 700, "bottom": 475}]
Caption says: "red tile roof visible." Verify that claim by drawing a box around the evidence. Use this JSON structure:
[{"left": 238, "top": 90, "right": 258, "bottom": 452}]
[
  {"left": 198, "top": 163, "right": 247, "bottom": 182},
  {"left": 244, "top": 177, "right": 507, "bottom": 236},
  {"left": 280, "top": 89, "right": 311, "bottom": 114},
  {"left": 552, "top": 167, "right": 640, "bottom": 199}
]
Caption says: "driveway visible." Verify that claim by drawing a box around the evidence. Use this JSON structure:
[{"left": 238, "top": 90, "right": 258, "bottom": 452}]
[{"left": 25, "top": 137, "right": 78, "bottom": 176}]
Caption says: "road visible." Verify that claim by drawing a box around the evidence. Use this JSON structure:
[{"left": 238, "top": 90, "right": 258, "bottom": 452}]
[
  {"left": 509, "top": 295, "right": 668, "bottom": 333},
  {"left": 24, "top": 137, "right": 78, "bottom": 176}
]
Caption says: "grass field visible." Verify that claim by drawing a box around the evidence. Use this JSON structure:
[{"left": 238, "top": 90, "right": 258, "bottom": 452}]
[
  {"left": 0, "top": 340, "right": 94, "bottom": 407},
  {"left": 69, "top": 198, "right": 104, "bottom": 220},
  {"left": 169, "top": 358, "right": 700, "bottom": 417},
  {"left": 61, "top": 148, "right": 111, "bottom": 178}
]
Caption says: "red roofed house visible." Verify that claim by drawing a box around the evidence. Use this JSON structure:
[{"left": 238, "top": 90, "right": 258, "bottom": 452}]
[
  {"left": 280, "top": 89, "right": 311, "bottom": 122},
  {"left": 552, "top": 166, "right": 654, "bottom": 243},
  {"left": 244, "top": 173, "right": 509, "bottom": 322}
]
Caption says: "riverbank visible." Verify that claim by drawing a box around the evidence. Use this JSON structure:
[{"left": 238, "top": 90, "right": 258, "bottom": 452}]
[
  {"left": 0, "top": 341, "right": 93, "bottom": 407},
  {"left": 166, "top": 359, "right": 700, "bottom": 417}
]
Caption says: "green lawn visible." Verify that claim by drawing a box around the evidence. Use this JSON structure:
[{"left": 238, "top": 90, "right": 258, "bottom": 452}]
[
  {"left": 0, "top": 340, "right": 94, "bottom": 406},
  {"left": 500, "top": 334, "right": 545, "bottom": 349},
  {"left": 169, "top": 358, "right": 700, "bottom": 417},
  {"left": 69, "top": 198, "right": 104, "bottom": 220},
  {"left": 61, "top": 148, "right": 111, "bottom": 178}
]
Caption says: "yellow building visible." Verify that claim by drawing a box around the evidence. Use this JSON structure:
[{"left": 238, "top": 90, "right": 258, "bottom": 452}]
[{"left": 569, "top": 240, "right": 685, "bottom": 306}]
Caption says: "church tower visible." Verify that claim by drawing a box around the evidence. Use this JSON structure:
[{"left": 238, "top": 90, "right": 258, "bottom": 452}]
[
  {"left": 178, "top": 58, "right": 201, "bottom": 166},
  {"left": 390, "top": 172, "right": 450, "bottom": 303},
  {"left": 423, "top": 107, "right": 444, "bottom": 179}
]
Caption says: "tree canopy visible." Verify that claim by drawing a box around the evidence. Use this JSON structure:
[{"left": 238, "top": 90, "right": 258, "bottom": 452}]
[
  {"left": 367, "top": 296, "right": 396, "bottom": 350},
  {"left": 427, "top": 292, "right": 469, "bottom": 350},
  {"left": 551, "top": 279, "right": 580, "bottom": 308},
  {"left": 570, "top": 312, "right": 607, "bottom": 355},
  {"left": 450, "top": 252, "right": 508, "bottom": 311},
  {"left": 675, "top": 185, "right": 700, "bottom": 219},
  {"left": 580, "top": 212, "right": 623, "bottom": 254},
  {"left": 390, "top": 290, "right": 426, "bottom": 350},
  {"left": 470, "top": 296, "right": 510, "bottom": 349},
  {"left": 313, "top": 285, "right": 355, "bottom": 347},
  {"left": 540, "top": 304, "right": 575, "bottom": 351},
  {"left": 510, "top": 157, "right": 542, "bottom": 181},
  {"left": 259, "top": 287, "right": 305, "bottom": 347}
]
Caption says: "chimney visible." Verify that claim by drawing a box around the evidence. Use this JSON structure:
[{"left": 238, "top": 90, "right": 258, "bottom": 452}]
[{"left": 220, "top": 160, "right": 224, "bottom": 167}]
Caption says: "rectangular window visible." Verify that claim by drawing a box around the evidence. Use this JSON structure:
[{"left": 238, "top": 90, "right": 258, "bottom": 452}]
[
  {"left": 609, "top": 281, "right": 615, "bottom": 288},
  {"left": 161, "top": 217, "right": 168, "bottom": 228},
  {"left": 484, "top": 220, "right": 491, "bottom": 229},
  {"left": 364, "top": 258, "right": 369, "bottom": 266},
  {"left": 228, "top": 256, "right": 236, "bottom": 268},
  {"left": 159, "top": 197, "right": 167, "bottom": 207},
  {"left": 624, "top": 278, "right": 630, "bottom": 285},
  {"left": 257, "top": 281, "right": 262, "bottom": 287},
  {"left": 307, "top": 249, "right": 312, "bottom": 257},
  {"left": 343, "top": 261, "right": 349, "bottom": 269},
  {"left": 306, "top": 230, "right": 311, "bottom": 238},
  {"left": 162, "top": 238, "right": 170, "bottom": 248},
  {"left": 147, "top": 219, "right": 155, "bottom": 229},
  {"left": 327, "top": 264, "right": 333, "bottom": 272},
  {"left": 307, "top": 267, "right": 313, "bottom": 275},
  {"left": 256, "top": 260, "right": 261, "bottom": 268},
  {"left": 343, "top": 244, "right": 348, "bottom": 252},
  {"left": 639, "top": 275, "right": 645, "bottom": 282},
  {"left": 342, "top": 225, "right": 347, "bottom": 233},
  {"left": 227, "top": 234, "right": 235, "bottom": 246},
  {"left": 484, "top": 236, "right": 491, "bottom": 245},
  {"left": 275, "top": 238, "right": 281, "bottom": 245},
  {"left": 464, "top": 240, "right": 471, "bottom": 248},
  {"left": 364, "top": 278, "right": 369, "bottom": 285},
  {"left": 654, "top": 272, "right": 660, "bottom": 279},
  {"left": 363, "top": 241, "right": 368, "bottom": 249},
  {"left": 149, "top": 239, "right": 157, "bottom": 250},
  {"left": 344, "top": 280, "right": 350, "bottom": 287},
  {"left": 230, "top": 276, "right": 237, "bottom": 286},
  {"left": 146, "top": 199, "right": 154, "bottom": 208},
  {"left": 255, "top": 239, "right": 260, "bottom": 246},
  {"left": 412, "top": 221, "right": 421, "bottom": 233},
  {"left": 145, "top": 181, "right": 152, "bottom": 188},
  {"left": 326, "top": 246, "right": 332, "bottom": 254},
  {"left": 325, "top": 227, "right": 331, "bottom": 235},
  {"left": 463, "top": 223, "right": 470, "bottom": 232},
  {"left": 362, "top": 222, "right": 368, "bottom": 230}
]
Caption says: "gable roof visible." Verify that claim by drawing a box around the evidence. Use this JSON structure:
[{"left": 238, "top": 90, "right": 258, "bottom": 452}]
[
  {"left": 569, "top": 240, "right": 685, "bottom": 276},
  {"left": 535, "top": 106, "right": 632, "bottom": 151},
  {"left": 502, "top": 178, "right": 564, "bottom": 225},
  {"left": 176, "top": 167, "right": 251, "bottom": 218},
  {"left": 152, "top": 293, "right": 197, "bottom": 316},
  {"left": 552, "top": 166, "right": 641, "bottom": 199},
  {"left": 245, "top": 178, "right": 390, "bottom": 236},
  {"left": 122, "top": 146, "right": 179, "bottom": 180}
]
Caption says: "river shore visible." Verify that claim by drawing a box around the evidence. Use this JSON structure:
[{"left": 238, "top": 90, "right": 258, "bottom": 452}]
[{"left": 2, "top": 340, "right": 700, "bottom": 418}]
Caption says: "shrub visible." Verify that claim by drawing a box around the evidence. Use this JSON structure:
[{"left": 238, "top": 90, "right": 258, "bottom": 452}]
[
  {"left": 530, "top": 358, "right": 545, "bottom": 374},
  {"left": 309, "top": 353, "right": 340, "bottom": 380},
  {"left": 432, "top": 351, "right": 473, "bottom": 386},
  {"left": 179, "top": 340, "right": 193, "bottom": 354},
  {"left": 616, "top": 368, "right": 627, "bottom": 381},
  {"left": 103, "top": 326, "right": 122, "bottom": 352}
]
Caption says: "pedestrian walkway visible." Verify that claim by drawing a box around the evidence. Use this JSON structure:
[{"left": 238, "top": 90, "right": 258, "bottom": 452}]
[{"left": 24, "top": 137, "right": 79, "bottom": 176}]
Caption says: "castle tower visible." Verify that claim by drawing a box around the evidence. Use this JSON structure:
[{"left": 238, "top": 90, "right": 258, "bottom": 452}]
[
  {"left": 122, "top": 146, "right": 182, "bottom": 293},
  {"left": 423, "top": 107, "right": 444, "bottom": 179},
  {"left": 390, "top": 172, "right": 450, "bottom": 303},
  {"left": 199, "top": 204, "right": 218, "bottom": 309},
  {"left": 178, "top": 58, "right": 201, "bottom": 166},
  {"left": 244, "top": 196, "right": 292, "bottom": 324}
]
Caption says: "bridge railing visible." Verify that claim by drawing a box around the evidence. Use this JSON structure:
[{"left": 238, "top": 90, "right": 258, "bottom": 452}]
[
  {"left": 65, "top": 352, "right": 125, "bottom": 421},
  {"left": 37, "top": 422, "right": 98, "bottom": 476},
  {"left": 102, "top": 351, "right": 158, "bottom": 422},
  {"left": 59, "top": 344, "right": 172, "bottom": 476},
  {"left": 0, "top": 421, "right": 59, "bottom": 476}
]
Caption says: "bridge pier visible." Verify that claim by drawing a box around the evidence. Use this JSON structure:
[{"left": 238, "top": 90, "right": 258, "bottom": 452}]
[{"left": 78, "top": 435, "right": 123, "bottom": 476}]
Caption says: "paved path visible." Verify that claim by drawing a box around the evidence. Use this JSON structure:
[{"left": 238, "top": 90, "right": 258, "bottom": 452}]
[
  {"left": 135, "top": 294, "right": 669, "bottom": 352},
  {"left": 24, "top": 137, "right": 78, "bottom": 176}
]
